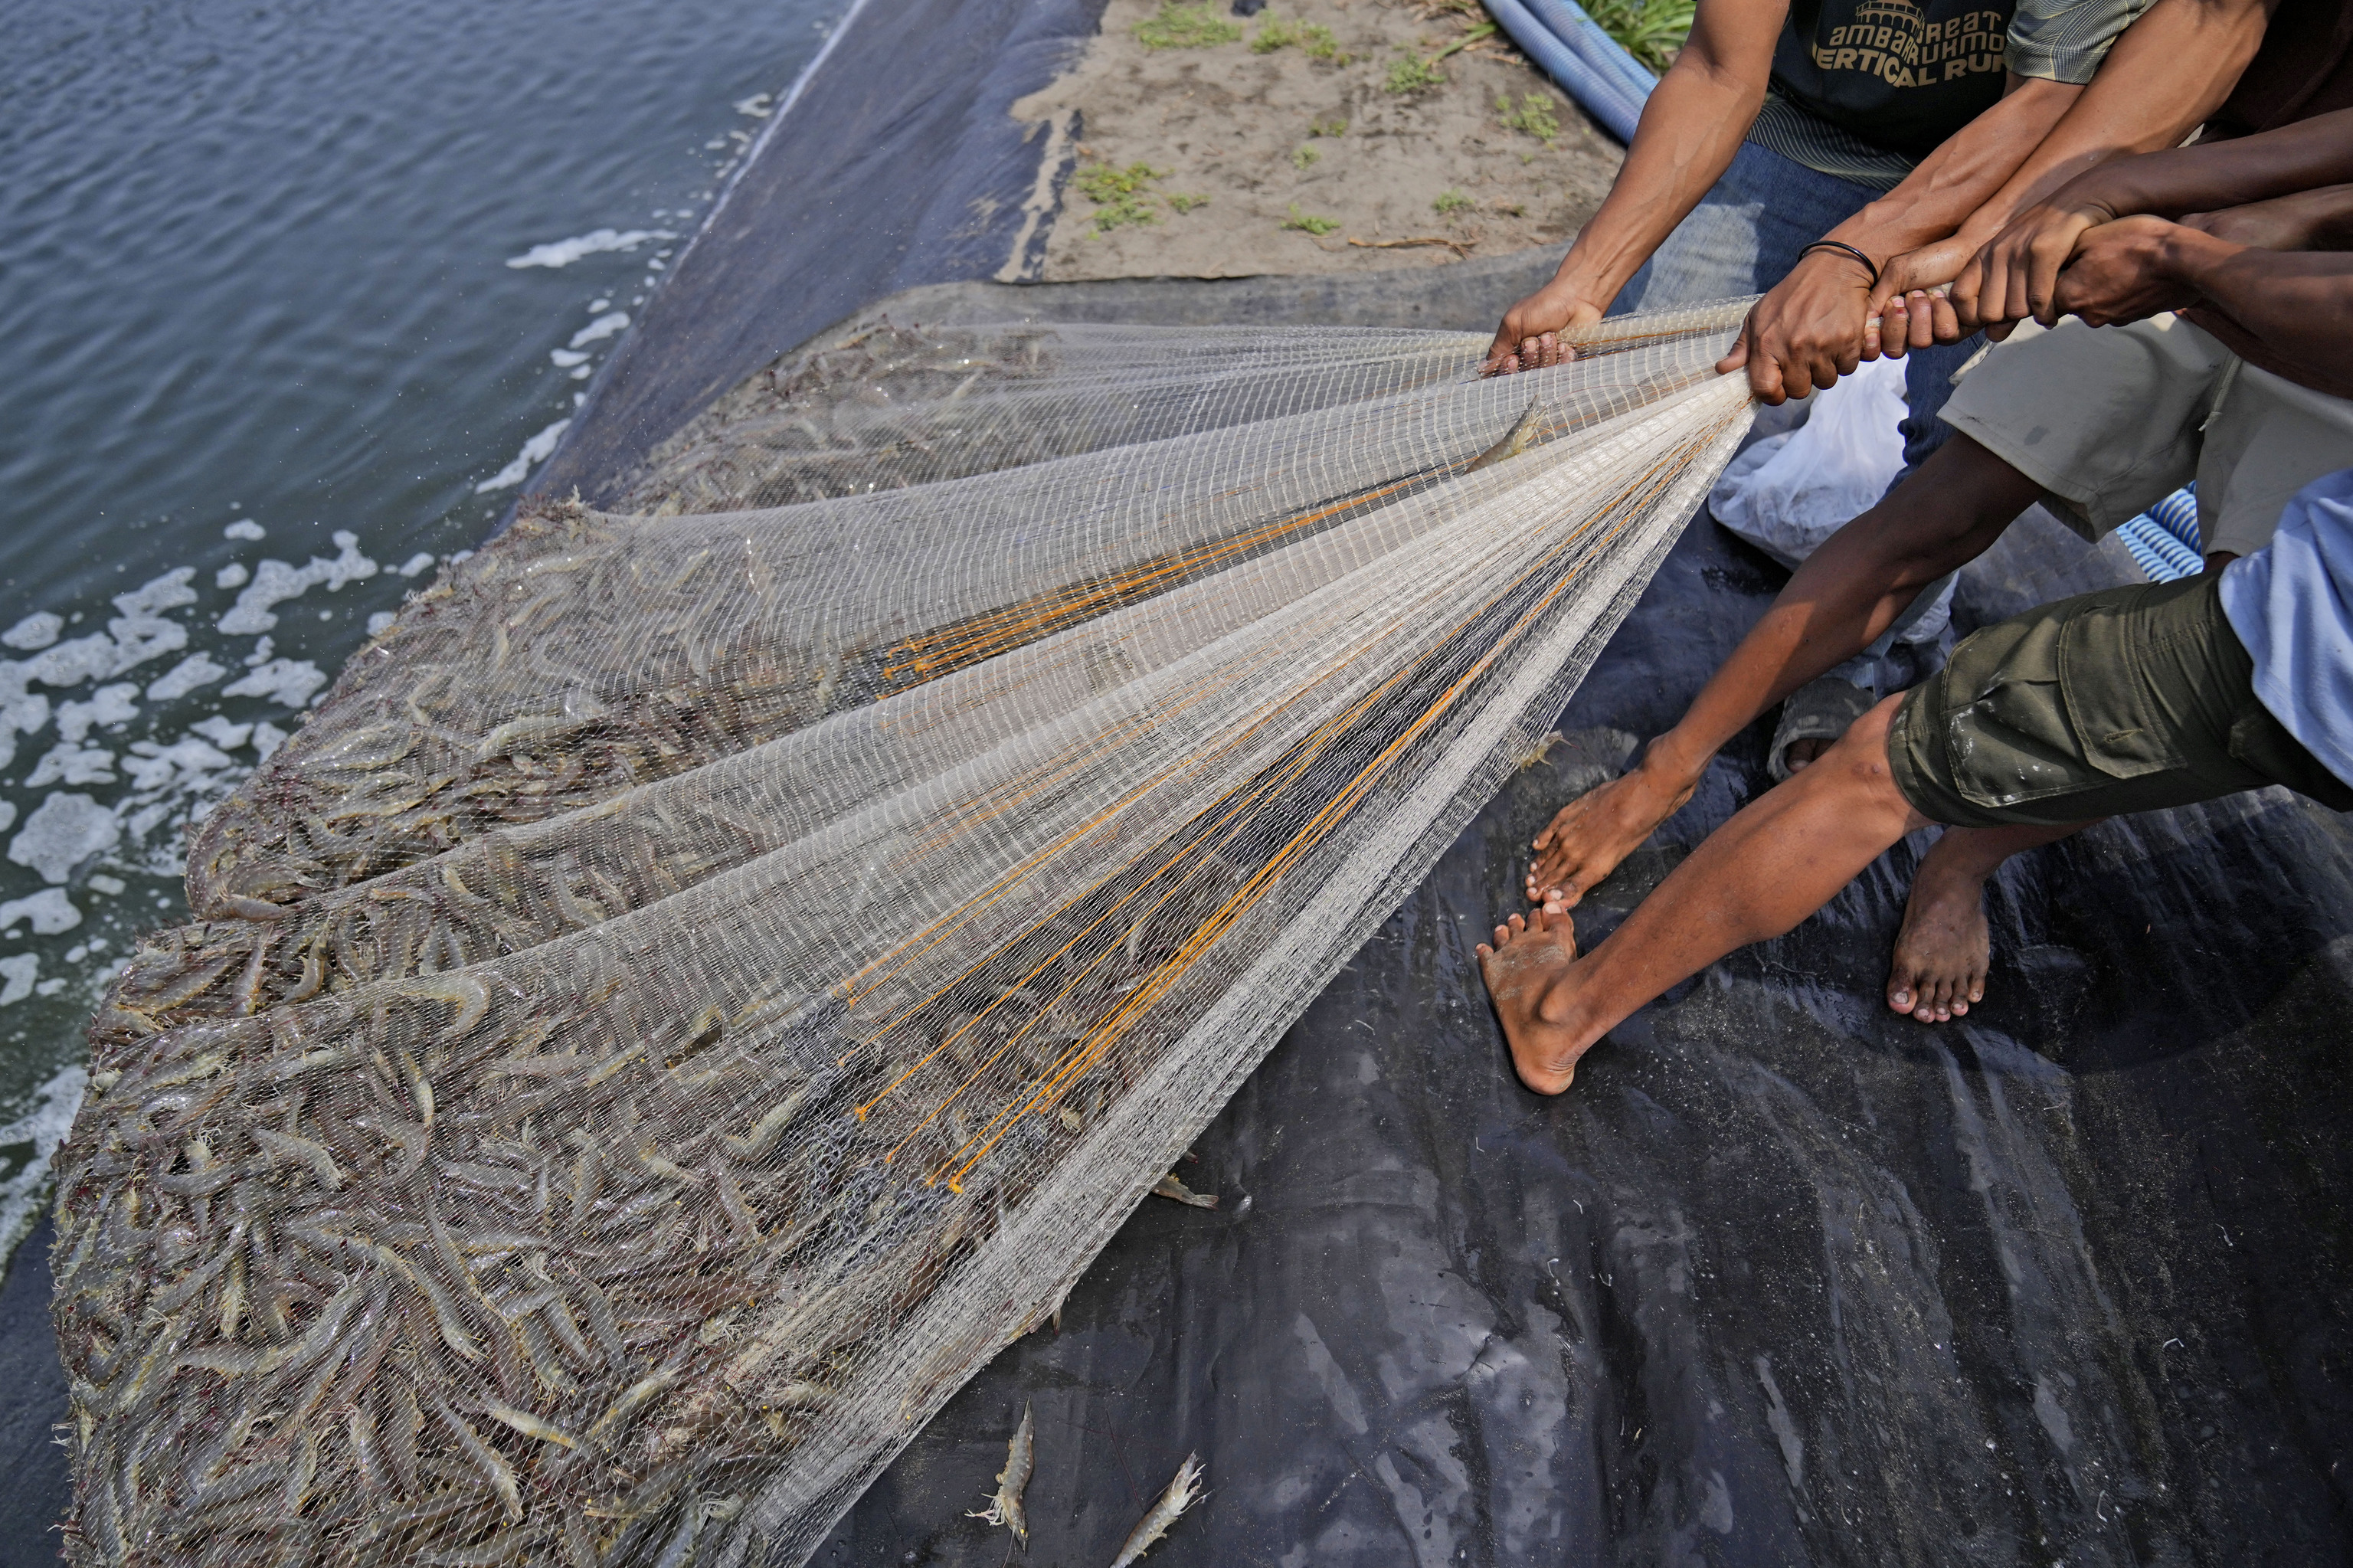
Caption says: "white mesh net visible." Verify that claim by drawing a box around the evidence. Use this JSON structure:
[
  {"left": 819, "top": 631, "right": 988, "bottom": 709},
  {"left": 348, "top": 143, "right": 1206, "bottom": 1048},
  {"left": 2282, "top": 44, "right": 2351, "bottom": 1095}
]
[{"left": 57, "top": 300, "right": 1756, "bottom": 1567}]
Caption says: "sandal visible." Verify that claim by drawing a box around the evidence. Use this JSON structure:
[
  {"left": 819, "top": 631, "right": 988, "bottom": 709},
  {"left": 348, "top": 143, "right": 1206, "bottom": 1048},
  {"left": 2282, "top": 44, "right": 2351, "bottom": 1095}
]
[{"left": 1767, "top": 677, "right": 1875, "bottom": 782}]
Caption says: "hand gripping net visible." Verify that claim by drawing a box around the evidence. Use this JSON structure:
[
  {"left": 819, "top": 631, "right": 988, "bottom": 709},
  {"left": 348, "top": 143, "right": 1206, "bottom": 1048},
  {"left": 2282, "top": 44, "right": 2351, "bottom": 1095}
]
[{"left": 57, "top": 300, "right": 1756, "bottom": 1567}]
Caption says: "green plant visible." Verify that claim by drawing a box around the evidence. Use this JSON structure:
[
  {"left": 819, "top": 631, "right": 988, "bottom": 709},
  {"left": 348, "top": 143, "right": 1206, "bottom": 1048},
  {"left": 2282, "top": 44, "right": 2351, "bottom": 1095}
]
[
  {"left": 1167, "top": 191, "right": 1212, "bottom": 213},
  {"left": 1583, "top": 0, "right": 1696, "bottom": 74},
  {"left": 1075, "top": 161, "right": 1171, "bottom": 232},
  {"left": 1283, "top": 204, "right": 1340, "bottom": 235},
  {"left": 1428, "top": 20, "right": 1494, "bottom": 60},
  {"left": 1255, "top": 15, "right": 1347, "bottom": 61},
  {"left": 1432, "top": 188, "right": 1473, "bottom": 216},
  {"left": 1137, "top": 1, "right": 1244, "bottom": 49},
  {"left": 1293, "top": 145, "right": 1320, "bottom": 169},
  {"left": 1385, "top": 50, "right": 1446, "bottom": 93},
  {"left": 1497, "top": 91, "right": 1562, "bottom": 144},
  {"left": 1310, "top": 116, "right": 1348, "bottom": 136}
]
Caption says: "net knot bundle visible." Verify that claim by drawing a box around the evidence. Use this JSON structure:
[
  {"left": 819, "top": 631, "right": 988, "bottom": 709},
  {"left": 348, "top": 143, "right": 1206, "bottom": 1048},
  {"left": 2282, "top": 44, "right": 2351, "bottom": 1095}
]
[{"left": 56, "top": 300, "right": 1756, "bottom": 1566}]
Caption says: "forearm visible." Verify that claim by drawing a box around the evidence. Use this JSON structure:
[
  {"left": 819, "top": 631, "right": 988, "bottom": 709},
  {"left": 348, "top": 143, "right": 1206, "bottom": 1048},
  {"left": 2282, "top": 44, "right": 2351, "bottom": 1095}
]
[
  {"left": 1549, "top": 60, "right": 1769, "bottom": 303},
  {"left": 2171, "top": 235, "right": 2353, "bottom": 397},
  {"left": 1942, "top": 0, "right": 2270, "bottom": 246},
  {"left": 1829, "top": 79, "right": 2080, "bottom": 260},
  {"left": 2072, "top": 109, "right": 2353, "bottom": 225},
  {"left": 1651, "top": 486, "right": 2022, "bottom": 780}
]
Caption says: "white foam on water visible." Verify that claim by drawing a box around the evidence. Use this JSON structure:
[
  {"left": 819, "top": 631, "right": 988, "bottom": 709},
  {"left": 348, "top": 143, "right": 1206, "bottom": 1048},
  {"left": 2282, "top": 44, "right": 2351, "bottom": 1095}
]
[
  {"left": 366, "top": 611, "right": 397, "bottom": 637},
  {"left": 218, "top": 532, "right": 379, "bottom": 634},
  {"left": 0, "top": 1060, "right": 88, "bottom": 1262},
  {"left": 397, "top": 553, "right": 435, "bottom": 577},
  {"left": 0, "top": 954, "right": 34, "bottom": 1006},
  {"left": 190, "top": 716, "right": 251, "bottom": 749},
  {"left": 10, "top": 794, "right": 122, "bottom": 882},
  {"left": 147, "top": 652, "right": 229, "bottom": 702},
  {"left": 2, "top": 614, "right": 62, "bottom": 652},
  {"left": 56, "top": 683, "right": 140, "bottom": 743},
  {"left": 221, "top": 657, "right": 328, "bottom": 708},
  {"left": 25, "top": 745, "right": 117, "bottom": 788},
  {"left": 568, "top": 311, "right": 630, "bottom": 349},
  {"left": 252, "top": 719, "right": 289, "bottom": 761},
  {"left": 21, "top": 633, "right": 121, "bottom": 688},
  {"left": 550, "top": 349, "right": 589, "bottom": 368},
  {"left": 224, "top": 519, "right": 265, "bottom": 541},
  {"left": 475, "top": 417, "right": 572, "bottom": 493},
  {"left": 0, "top": 889, "right": 79, "bottom": 935},
  {"left": 115, "top": 568, "right": 198, "bottom": 619},
  {"left": 505, "top": 228, "right": 677, "bottom": 269},
  {"left": 215, "top": 562, "right": 250, "bottom": 589}
]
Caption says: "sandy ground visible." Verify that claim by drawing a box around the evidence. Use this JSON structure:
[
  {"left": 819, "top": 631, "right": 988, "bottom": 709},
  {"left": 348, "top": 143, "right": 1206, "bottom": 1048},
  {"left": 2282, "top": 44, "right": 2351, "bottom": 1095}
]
[{"left": 1012, "top": 0, "right": 1625, "bottom": 280}]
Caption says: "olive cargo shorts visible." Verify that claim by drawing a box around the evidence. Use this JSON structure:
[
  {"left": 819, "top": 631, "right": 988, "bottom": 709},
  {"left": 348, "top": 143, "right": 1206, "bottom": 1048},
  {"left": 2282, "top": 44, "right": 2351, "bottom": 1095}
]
[{"left": 1887, "top": 573, "right": 2353, "bottom": 830}]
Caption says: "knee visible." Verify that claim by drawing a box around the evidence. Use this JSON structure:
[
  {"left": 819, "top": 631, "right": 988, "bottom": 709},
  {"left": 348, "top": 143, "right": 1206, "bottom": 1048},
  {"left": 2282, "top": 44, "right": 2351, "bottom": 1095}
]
[{"left": 1811, "top": 696, "right": 1920, "bottom": 820}]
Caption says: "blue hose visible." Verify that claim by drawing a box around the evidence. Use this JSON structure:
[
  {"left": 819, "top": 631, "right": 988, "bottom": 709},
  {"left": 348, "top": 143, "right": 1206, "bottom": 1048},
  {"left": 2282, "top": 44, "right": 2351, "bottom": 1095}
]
[
  {"left": 2149, "top": 483, "right": 2201, "bottom": 554},
  {"left": 2117, "top": 515, "right": 2203, "bottom": 581},
  {"left": 1520, "top": 0, "right": 1658, "bottom": 106},
  {"left": 1483, "top": 0, "right": 1650, "bottom": 143},
  {"left": 2114, "top": 483, "right": 2203, "bottom": 581}
]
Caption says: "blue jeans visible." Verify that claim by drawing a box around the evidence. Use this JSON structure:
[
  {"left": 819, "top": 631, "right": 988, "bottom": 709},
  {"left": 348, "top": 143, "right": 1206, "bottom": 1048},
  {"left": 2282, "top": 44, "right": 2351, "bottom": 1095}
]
[{"left": 1610, "top": 140, "right": 1978, "bottom": 479}]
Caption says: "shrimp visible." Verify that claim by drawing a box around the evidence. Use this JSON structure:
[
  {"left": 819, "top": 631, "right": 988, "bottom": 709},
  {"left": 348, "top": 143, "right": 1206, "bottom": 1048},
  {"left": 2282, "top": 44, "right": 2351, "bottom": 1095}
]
[
  {"left": 967, "top": 1400, "right": 1035, "bottom": 1542},
  {"left": 1108, "top": 1453, "right": 1205, "bottom": 1566},
  {"left": 1149, "top": 1173, "right": 1216, "bottom": 1209}
]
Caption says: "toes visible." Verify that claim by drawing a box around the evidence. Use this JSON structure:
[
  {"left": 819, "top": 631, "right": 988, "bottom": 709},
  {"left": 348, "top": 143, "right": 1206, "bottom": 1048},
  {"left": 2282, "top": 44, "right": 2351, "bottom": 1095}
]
[
  {"left": 1507, "top": 913, "right": 1527, "bottom": 935},
  {"left": 1887, "top": 981, "right": 1915, "bottom": 1013},
  {"left": 1492, "top": 925, "right": 1510, "bottom": 947}
]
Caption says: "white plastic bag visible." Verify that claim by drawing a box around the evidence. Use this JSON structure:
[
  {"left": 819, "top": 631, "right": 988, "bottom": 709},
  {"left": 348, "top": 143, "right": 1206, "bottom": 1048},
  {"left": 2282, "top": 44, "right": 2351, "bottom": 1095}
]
[{"left": 1708, "top": 357, "right": 1952, "bottom": 643}]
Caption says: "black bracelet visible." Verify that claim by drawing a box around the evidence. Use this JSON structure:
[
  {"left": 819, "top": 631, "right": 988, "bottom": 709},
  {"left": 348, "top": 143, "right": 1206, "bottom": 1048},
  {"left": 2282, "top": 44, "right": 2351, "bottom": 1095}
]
[{"left": 1799, "top": 239, "right": 1880, "bottom": 291}]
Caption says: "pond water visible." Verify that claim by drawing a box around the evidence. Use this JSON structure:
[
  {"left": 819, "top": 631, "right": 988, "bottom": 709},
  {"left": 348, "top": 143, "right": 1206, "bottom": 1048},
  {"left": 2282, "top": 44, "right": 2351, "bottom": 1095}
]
[{"left": 0, "top": 0, "right": 840, "bottom": 1265}]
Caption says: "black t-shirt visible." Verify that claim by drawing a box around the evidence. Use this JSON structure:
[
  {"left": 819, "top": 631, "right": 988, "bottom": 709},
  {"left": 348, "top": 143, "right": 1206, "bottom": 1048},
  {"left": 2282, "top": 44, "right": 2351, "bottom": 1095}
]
[{"left": 1770, "top": 0, "right": 2018, "bottom": 159}]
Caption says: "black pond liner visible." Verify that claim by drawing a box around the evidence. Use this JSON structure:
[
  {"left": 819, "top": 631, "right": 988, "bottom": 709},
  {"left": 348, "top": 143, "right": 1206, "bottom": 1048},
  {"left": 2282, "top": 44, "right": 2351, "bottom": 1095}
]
[{"left": 15, "top": 0, "right": 2353, "bottom": 1561}]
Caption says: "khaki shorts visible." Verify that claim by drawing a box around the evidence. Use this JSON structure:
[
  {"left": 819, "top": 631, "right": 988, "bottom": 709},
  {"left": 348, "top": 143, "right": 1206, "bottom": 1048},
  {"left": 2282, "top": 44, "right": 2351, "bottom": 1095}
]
[
  {"left": 1939, "top": 314, "right": 2353, "bottom": 559},
  {"left": 1887, "top": 573, "right": 2353, "bottom": 830}
]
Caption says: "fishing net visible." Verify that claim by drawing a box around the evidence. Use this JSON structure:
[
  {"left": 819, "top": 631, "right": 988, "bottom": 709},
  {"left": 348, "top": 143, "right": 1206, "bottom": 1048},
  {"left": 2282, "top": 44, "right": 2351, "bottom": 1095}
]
[{"left": 56, "top": 300, "right": 1756, "bottom": 1567}]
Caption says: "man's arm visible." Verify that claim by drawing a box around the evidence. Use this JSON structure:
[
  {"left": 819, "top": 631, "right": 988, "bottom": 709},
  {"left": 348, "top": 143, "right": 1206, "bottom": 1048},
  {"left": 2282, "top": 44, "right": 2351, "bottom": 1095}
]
[
  {"left": 1484, "top": 0, "right": 1786, "bottom": 374},
  {"left": 2185, "top": 182, "right": 2353, "bottom": 252},
  {"left": 2045, "top": 213, "right": 2353, "bottom": 395},
  {"left": 1952, "top": 86, "right": 2353, "bottom": 334},
  {"left": 1723, "top": 76, "right": 2082, "bottom": 399},
  {"left": 1734, "top": 0, "right": 2270, "bottom": 388}
]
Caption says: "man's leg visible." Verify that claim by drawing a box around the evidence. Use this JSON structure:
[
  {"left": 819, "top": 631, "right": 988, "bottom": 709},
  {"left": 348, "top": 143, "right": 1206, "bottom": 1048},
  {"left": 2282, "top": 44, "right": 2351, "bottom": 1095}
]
[
  {"left": 1523, "top": 437, "right": 2042, "bottom": 906},
  {"left": 1884, "top": 820, "right": 2093, "bottom": 1022},
  {"left": 1484, "top": 696, "right": 1929, "bottom": 1095}
]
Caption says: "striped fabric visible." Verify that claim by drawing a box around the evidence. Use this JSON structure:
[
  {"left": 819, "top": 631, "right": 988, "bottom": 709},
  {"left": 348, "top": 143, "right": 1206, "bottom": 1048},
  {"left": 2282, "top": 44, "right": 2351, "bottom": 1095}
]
[{"left": 2116, "top": 483, "right": 2203, "bottom": 581}]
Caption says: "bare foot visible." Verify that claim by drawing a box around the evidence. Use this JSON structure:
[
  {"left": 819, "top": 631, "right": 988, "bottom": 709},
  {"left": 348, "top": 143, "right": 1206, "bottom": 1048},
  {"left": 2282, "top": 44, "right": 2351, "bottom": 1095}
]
[
  {"left": 1886, "top": 848, "right": 1990, "bottom": 1023},
  {"left": 1477, "top": 908, "right": 1591, "bottom": 1095},
  {"left": 1524, "top": 755, "right": 1696, "bottom": 907}
]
